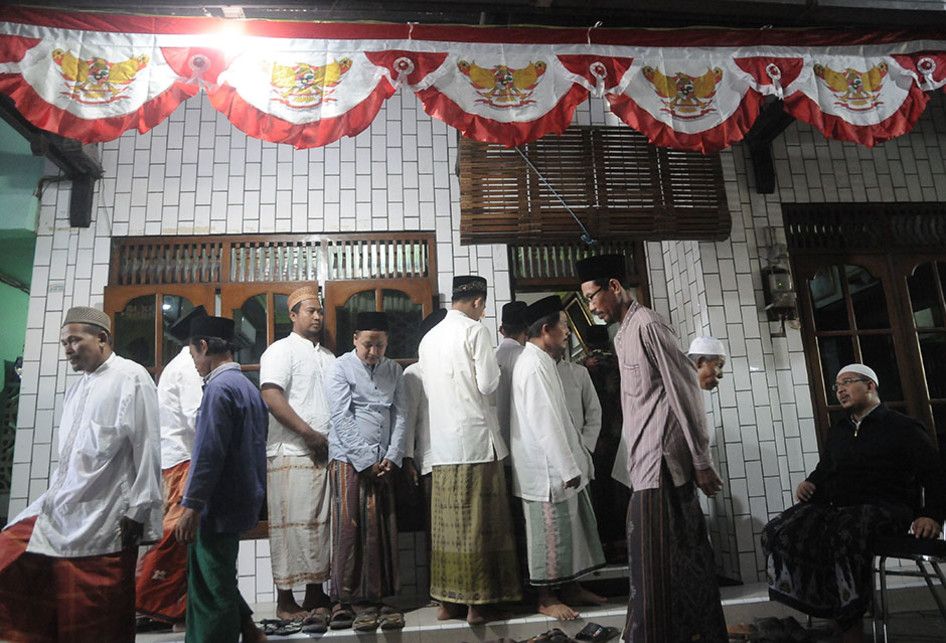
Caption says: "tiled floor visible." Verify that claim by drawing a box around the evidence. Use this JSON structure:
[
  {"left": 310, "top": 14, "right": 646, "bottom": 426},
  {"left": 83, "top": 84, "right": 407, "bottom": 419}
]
[{"left": 136, "top": 578, "right": 946, "bottom": 642}]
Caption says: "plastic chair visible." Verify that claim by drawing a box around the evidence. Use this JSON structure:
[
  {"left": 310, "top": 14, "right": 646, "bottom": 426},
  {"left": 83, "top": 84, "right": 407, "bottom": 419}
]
[{"left": 871, "top": 531, "right": 946, "bottom": 642}]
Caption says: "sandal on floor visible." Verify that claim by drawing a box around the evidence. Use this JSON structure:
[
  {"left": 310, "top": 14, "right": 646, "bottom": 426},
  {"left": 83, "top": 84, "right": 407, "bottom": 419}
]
[
  {"left": 301, "top": 607, "right": 330, "bottom": 634},
  {"left": 329, "top": 605, "right": 355, "bottom": 630},
  {"left": 378, "top": 606, "right": 405, "bottom": 630},
  {"left": 352, "top": 606, "right": 380, "bottom": 632},
  {"left": 575, "top": 622, "right": 620, "bottom": 642},
  {"left": 526, "top": 628, "right": 575, "bottom": 643}
]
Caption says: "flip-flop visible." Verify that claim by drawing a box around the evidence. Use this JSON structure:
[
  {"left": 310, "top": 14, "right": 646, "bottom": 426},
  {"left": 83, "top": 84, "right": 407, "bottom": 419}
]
[
  {"left": 378, "top": 606, "right": 405, "bottom": 630},
  {"left": 575, "top": 622, "right": 621, "bottom": 642},
  {"left": 329, "top": 605, "right": 355, "bottom": 630},
  {"left": 301, "top": 607, "right": 330, "bottom": 634},
  {"left": 352, "top": 606, "right": 380, "bottom": 632}
]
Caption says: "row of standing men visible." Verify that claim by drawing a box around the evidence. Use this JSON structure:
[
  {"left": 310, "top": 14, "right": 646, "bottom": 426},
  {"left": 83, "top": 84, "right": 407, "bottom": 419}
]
[{"left": 0, "top": 253, "right": 733, "bottom": 642}]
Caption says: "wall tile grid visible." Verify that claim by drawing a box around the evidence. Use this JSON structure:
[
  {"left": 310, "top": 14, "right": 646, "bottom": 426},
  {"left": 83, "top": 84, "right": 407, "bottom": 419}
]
[{"left": 9, "top": 89, "right": 946, "bottom": 602}]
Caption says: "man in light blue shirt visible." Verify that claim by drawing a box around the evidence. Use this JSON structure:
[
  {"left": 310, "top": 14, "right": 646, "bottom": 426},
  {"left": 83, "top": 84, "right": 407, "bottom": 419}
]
[{"left": 324, "top": 311, "right": 408, "bottom": 632}]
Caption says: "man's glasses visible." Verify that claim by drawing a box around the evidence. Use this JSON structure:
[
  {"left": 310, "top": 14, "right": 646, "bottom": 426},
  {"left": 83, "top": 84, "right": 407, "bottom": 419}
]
[
  {"left": 583, "top": 286, "right": 605, "bottom": 304},
  {"left": 831, "top": 377, "right": 869, "bottom": 392}
]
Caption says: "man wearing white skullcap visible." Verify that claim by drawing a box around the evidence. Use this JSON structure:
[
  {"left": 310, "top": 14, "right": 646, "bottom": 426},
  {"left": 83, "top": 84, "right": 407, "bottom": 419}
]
[
  {"left": 763, "top": 363, "right": 946, "bottom": 643},
  {"left": 687, "top": 336, "right": 728, "bottom": 391}
]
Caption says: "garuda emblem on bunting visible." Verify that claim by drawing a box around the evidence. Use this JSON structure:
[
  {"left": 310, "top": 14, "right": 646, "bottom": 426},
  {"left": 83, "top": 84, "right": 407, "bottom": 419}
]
[
  {"left": 813, "top": 61, "right": 887, "bottom": 111},
  {"left": 52, "top": 48, "right": 149, "bottom": 104},
  {"left": 457, "top": 58, "right": 547, "bottom": 108},
  {"left": 270, "top": 57, "right": 353, "bottom": 108},
  {"left": 642, "top": 66, "right": 723, "bottom": 119}
]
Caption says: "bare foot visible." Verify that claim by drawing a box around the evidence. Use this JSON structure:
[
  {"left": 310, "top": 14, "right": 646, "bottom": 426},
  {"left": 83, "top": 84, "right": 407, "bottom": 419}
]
[
  {"left": 467, "top": 604, "right": 508, "bottom": 625},
  {"left": 537, "top": 596, "right": 579, "bottom": 621},
  {"left": 560, "top": 582, "right": 608, "bottom": 606},
  {"left": 301, "top": 584, "right": 331, "bottom": 611},
  {"left": 276, "top": 588, "right": 307, "bottom": 621},
  {"left": 437, "top": 601, "right": 465, "bottom": 621}
]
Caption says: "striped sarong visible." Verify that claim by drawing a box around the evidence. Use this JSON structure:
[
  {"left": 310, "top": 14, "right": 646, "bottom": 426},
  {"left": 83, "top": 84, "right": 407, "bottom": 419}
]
[
  {"left": 329, "top": 459, "right": 398, "bottom": 603},
  {"left": 429, "top": 460, "right": 522, "bottom": 605},
  {"left": 136, "top": 459, "right": 190, "bottom": 623},
  {"left": 267, "top": 454, "right": 331, "bottom": 589},
  {"left": 522, "top": 487, "right": 606, "bottom": 586},
  {"left": 0, "top": 516, "right": 137, "bottom": 642},
  {"left": 624, "top": 470, "right": 727, "bottom": 643}
]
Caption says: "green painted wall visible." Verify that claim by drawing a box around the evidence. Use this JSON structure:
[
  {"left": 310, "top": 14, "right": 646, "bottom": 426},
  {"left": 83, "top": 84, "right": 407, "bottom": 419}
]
[{"left": 0, "top": 120, "right": 42, "bottom": 390}]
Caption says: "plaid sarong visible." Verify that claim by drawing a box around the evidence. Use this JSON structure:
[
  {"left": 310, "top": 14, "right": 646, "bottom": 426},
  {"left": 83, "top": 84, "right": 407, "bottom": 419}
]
[
  {"left": 329, "top": 459, "right": 398, "bottom": 603},
  {"left": 429, "top": 460, "right": 522, "bottom": 605}
]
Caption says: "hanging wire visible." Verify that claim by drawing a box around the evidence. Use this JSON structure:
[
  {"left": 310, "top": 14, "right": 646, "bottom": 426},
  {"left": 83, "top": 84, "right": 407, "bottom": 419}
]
[{"left": 514, "top": 146, "right": 598, "bottom": 246}]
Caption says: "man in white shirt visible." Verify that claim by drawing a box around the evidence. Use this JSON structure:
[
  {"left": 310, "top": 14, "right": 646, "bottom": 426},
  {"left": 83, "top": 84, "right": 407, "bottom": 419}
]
[
  {"left": 136, "top": 305, "right": 207, "bottom": 627},
  {"left": 259, "top": 285, "right": 335, "bottom": 621},
  {"left": 495, "top": 300, "right": 528, "bottom": 448},
  {"left": 557, "top": 356, "right": 602, "bottom": 461},
  {"left": 0, "top": 306, "right": 162, "bottom": 642},
  {"left": 418, "top": 275, "right": 522, "bottom": 625},
  {"left": 510, "top": 296, "right": 606, "bottom": 621}
]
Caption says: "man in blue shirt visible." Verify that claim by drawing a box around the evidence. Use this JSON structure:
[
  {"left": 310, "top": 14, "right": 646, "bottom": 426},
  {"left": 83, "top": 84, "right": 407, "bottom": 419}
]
[
  {"left": 173, "top": 315, "right": 268, "bottom": 643},
  {"left": 324, "top": 311, "right": 408, "bottom": 632}
]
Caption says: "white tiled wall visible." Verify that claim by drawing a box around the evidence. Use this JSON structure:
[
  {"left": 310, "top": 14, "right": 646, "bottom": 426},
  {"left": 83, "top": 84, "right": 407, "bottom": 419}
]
[{"left": 8, "top": 89, "right": 946, "bottom": 601}]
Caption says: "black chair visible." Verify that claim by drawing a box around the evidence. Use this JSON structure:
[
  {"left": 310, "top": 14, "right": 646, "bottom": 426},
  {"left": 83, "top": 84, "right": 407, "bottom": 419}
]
[{"left": 871, "top": 532, "right": 946, "bottom": 642}]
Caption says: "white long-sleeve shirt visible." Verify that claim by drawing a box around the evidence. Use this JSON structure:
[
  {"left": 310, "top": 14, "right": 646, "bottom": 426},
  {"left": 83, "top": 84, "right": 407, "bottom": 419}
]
[
  {"left": 495, "top": 336, "right": 524, "bottom": 452},
  {"left": 418, "top": 309, "right": 505, "bottom": 465},
  {"left": 158, "top": 346, "right": 203, "bottom": 469},
  {"left": 403, "top": 362, "right": 432, "bottom": 476},
  {"left": 557, "top": 359, "right": 602, "bottom": 457},
  {"left": 10, "top": 353, "right": 163, "bottom": 557},
  {"left": 510, "top": 343, "right": 593, "bottom": 502}
]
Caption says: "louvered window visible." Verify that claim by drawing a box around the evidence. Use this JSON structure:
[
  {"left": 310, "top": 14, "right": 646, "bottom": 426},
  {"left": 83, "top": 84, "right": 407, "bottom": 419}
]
[{"left": 459, "top": 125, "right": 730, "bottom": 244}]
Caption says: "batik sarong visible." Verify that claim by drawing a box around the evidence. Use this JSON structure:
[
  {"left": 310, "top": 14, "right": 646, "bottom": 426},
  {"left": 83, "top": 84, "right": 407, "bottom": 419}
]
[
  {"left": 0, "top": 516, "right": 137, "bottom": 643},
  {"left": 762, "top": 501, "right": 910, "bottom": 630},
  {"left": 267, "top": 454, "right": 331, "bottom": 589},
  {"left": 329, "top": 459, "right": 398, "bottom": 603},
  {"left": 429, "top": 460, "right": 522, "bottom": 605},
  {"left": 136, "top": 459, "right": 190, "bottom": 623},
  {"left": 523, "top": 487, "right": 606, "bottom": 586},
  {"left": 624, "top": 471, "right": 727, "bottom": 643},
  {"left": 185, "top": 527, "right": 253, "bottom": 643}
]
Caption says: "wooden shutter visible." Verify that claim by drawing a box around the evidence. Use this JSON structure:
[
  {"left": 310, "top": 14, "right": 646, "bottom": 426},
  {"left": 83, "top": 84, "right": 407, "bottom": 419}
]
[{"left": 459, "top": 125, "right": 730, "bottom": 244}]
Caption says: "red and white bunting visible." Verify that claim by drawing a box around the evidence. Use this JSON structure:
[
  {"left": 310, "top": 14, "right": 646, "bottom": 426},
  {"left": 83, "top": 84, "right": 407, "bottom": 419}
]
[{"left": 1, "top": 7, "right": 945, "bottom": 153}]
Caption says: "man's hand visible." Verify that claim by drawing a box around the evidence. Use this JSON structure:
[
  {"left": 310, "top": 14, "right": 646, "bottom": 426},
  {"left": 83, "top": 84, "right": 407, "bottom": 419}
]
[
  {"left": 120, "top": 517, "right": 143, "bottom": 548},
  {"left": 304, "top": 430, "right": 329, "bottom": 465},
  {"left": 695, "top": 466, "right": 723, "bottom": 497},
  {"left": 174, "top": 507, "right": 200, "bottom": 544},
  {"left": 403, "top": 458, "right": 419, "bottom": 486},
  {"left": 795, "top": 480, "right": 817, "bottom": 503},
  {"left": 912, "top": 516, "right": 942, "bottom": 539},
  {"left": 564, "top": 475, "right": 581, "bottom": 489}
]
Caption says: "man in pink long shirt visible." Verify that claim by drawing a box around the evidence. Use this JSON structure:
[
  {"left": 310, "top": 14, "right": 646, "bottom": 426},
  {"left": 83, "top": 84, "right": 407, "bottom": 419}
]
[{"left": 575, "top": 254, "right": 727, "bottom": 643}]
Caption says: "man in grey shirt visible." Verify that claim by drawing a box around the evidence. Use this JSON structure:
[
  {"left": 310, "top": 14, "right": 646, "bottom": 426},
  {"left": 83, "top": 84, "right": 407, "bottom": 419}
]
[{"left": 575, "top": 254, "right": 726, "bottom": 643}]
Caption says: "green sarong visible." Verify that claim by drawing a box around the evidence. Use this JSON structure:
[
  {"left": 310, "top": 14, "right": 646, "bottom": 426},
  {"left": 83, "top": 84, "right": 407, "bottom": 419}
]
[
  {"left": 429, "top": 460, "right": 522, "bottom": 604},
  {"left": 185, "top": 528, "right": 252, "bottom": 643}
]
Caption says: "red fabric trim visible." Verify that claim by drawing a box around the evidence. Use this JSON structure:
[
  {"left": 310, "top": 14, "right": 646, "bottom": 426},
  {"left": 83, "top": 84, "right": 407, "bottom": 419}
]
[
  {"left": 607, "top": 89, "right": 766, "bottom": 154},
  {"left": 363, "top": 51, "right": 449, "bottom": 86},
  {"left": 415, "top": 82, "right": 590, "bottom": 147},
  {"left": 0, "top": 34, "right": 40, "bottom": 64},
  {"left": 0, "top": 74, "right": 197, "bottom": 143},
  {"left": 557, "top": 55, "right": 634, "bottom": 90},
  {"left": 783, "top": 86, "right": 931, "bottom": 148},
  {"left": 734, "top": 56, "right": 805, "bottom": 89},
  {"left": 1, "top": 7, "right": 944, "bottom": 47},
  {"left": 891, "top": 52, "right": 946, "bottom": 87},
  {"left": 207, "top": 77, "right": 396, "bottom": 149}
]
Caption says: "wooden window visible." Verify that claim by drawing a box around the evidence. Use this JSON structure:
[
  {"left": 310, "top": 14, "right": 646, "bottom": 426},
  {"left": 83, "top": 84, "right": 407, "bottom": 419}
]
[
  {"left": 104, "top": 233, "right": 438, "bottom": 377},
  {"left": 459, "top": 125, "right": 730, "bottom": 245},
  {"left": 786, "top": 203, "right": 946, "bottom": 463}
]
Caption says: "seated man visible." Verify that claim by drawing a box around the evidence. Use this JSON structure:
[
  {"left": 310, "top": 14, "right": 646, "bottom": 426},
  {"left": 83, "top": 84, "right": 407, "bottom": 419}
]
[{"left": 763, "top": 363, "right": 946, "bottom": 643}]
